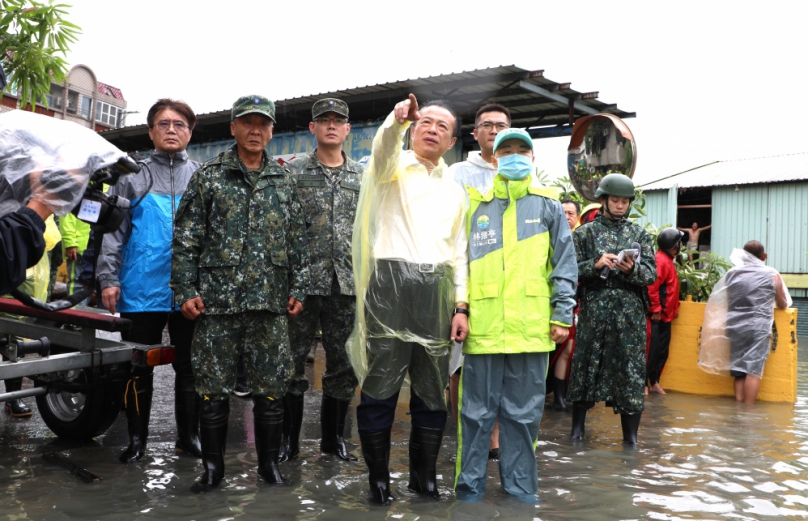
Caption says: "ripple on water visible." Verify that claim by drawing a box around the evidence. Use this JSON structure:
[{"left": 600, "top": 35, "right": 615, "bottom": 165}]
[{"left": 0, "top": 351, "right": 806, "bottom": 519}]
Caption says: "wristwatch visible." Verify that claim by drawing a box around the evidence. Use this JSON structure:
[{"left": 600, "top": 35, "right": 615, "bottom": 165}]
[{"left": 453, "top": 308, "right": 469, "bottom": 317}]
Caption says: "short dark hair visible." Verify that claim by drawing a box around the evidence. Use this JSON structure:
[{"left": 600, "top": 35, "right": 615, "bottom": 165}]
[
  {"left": 475, "top": 103, "right": 511, "bottom": 127},
  {"left": 743, "top": 240, "right": 765, "bottom": 260},
  {"left": 419, "top": 99, "right": 462, "bottom": 139},
  {"left": 561, "top": 199, "right": 580, "bottom": 215},
  {"left": 147, "top": 98, "right": 197, "bottom": 131}
]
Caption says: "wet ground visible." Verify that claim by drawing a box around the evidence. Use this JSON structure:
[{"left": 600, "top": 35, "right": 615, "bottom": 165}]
[{"left": 1, "top": 339, "right": 806, "bottom": 520}]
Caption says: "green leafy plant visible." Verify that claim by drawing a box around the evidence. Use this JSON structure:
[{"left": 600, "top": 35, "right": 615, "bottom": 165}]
[
  {"left": 534, "top": 169, "right": 549, "bottom": 186},
  {"left": 551, "top": 177, "right": 585, "bottom": 205},
  {"left": 0, "top": 0, "right": 81, "bottom": 110},
  {"left": 674, "top": 249, "right": 732, "bottom": 302}
]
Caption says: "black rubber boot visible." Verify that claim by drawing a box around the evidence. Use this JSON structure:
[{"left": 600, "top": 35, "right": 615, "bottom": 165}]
[
  {"left": 192, "top": 398, "right": 229, "bottom": 492},
  {"left": 174, "top": 373, "right": 202, "bottom": 457},
  {"left": 278, "top": 393, "right": 304, "bottom": 462},
  {"left": 320, "top": 395, "right": 357, "bottom": 461},
  {"left": 3, "top": 378, "right": 32, "bottom": 417},
  {"left": 119, "top": 374, "right": 154, "bottom": 463},
  {"left": 621, "top": 412, "right": 642, "bottom": 446},
  {"left": 253, "top": 396, "right": 288, "bottom": 484},
  {"left": 552, "top": 377, "right": 569, "bottom": 412},
  {"left": 359, "top": 430, "right": 395, "bottom": 505},
  {"left": 407, "top": 425, "right": 443, "bottom": 499},
  {"left": 570, "top": 402, "right": 592, "bottom": 440}
]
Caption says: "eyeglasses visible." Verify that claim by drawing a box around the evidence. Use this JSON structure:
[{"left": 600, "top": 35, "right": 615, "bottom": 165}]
[
  {"left": 476, "top": 121, "right": 509, "bottom": 131},
  {"left": 155, "top": 120, "right": 189, "bottom": 131},
  {"left": 314, "top": 117, "right": 348, "bottom": 126}
]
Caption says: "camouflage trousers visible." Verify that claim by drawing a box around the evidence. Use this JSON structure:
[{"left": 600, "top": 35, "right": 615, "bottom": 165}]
[
  {"left": 287, "top": 294, "right": 358, "bottom": 401},
  {"left": 192, "top": 311, "right": 292, "bottom": 401},
  {"left": 566, "top": 288, "right": 647, "bottom": 414}
]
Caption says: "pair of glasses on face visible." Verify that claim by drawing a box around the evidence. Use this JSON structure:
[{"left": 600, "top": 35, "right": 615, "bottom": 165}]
[
  {"left": 476, "top": 122, "right": 509, "bottom": 131},
  {"left": 155, "top": 120, "right": 189, "bottom": 131},
  {"left": 314, "top": 117, "right": 348, "bottom": 126}
]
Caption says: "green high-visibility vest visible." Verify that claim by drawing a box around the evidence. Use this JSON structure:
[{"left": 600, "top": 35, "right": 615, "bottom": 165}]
[{"left": 464, "top": 174, "right": 572, "bottom": 355}]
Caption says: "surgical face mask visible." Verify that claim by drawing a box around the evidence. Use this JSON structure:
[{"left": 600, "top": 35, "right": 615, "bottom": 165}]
[{"left": 497, "top": 153, "right": 532, "bottom": 180}]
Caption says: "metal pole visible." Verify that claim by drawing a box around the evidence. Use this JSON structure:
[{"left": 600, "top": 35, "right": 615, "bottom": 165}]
[{"left": 0, "top": 386, "right": 48, "bottom": 402}]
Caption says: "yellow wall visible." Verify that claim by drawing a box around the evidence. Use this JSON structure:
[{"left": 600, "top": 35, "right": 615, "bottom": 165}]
[{"left": 660, "top": 301, "right": 799, "bottom": 403}]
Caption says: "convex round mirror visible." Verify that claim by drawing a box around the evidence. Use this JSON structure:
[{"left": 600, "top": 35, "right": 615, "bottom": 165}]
[{"left": 567, "top": 114, "right": 637, "bottom": 202}]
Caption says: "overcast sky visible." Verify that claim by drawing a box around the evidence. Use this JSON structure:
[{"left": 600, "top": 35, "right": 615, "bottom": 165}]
[{"left": 64, "top": 0, "right": 807, "bottom": 184}]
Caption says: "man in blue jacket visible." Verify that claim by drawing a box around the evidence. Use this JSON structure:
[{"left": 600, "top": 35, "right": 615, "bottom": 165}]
[{"left": 97, "top": 99, "right": 201, "bottom": 463}]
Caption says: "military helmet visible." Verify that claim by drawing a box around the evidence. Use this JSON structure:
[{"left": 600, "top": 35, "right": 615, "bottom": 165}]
[
  {"left": 658, "top": 228, "right": 686, "bottom": 250},
  {"left": 594, "top": 173, "right": 635, "bottom": 199}
]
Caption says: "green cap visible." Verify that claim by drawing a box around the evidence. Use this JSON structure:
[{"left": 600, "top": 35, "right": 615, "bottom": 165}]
[
  {"left": 312, "top": 98, "right": 349, "bottom": 119},
  {"left": 493, "top": 128, "right": 533, "bottom": 152},
  {"left": 232, "top": 95, "right": 276, "bottom": 122},
  {"left": 594, "top": 173, "right": 635, "bottom": 199}
]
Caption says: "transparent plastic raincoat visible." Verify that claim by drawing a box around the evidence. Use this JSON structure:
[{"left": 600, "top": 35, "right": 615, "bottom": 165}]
[
  {"left": 0, "top": 110, "right": 127, "bottom": 217},
  {"left": 345, "top": 112, "right": 468, "bottom": 408},
  {"left": 699, "top": 249, "right": 791, "bottom": 377}
]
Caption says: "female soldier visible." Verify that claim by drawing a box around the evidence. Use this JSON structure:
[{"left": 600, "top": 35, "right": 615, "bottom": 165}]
[{"left": 567, "top": 174, "right": 656, "bottom": 445}]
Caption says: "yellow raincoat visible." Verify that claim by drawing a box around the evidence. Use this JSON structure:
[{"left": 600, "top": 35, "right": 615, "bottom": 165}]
[{"left": 346, "top": 112, "right": 469, "bottom": 392}]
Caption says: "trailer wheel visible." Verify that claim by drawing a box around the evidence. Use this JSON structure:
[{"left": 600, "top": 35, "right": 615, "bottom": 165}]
[{"left": 36, "top": 368, "right": 124, "bottom": 441}]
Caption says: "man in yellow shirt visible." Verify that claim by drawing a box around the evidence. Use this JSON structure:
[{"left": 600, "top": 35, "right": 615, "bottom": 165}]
[{"left": 347, "top": 94, "right": 469, "bottom": 503}]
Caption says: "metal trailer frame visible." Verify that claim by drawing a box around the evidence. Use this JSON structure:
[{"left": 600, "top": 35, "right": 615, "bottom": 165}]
[{"left": 0, "top": 298, "right": 173, "bottom": 439}]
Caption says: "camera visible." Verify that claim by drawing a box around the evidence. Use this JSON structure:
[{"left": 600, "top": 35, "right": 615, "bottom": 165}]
[{"left": 70, "top": 156, "right": 141, "bottom": 233}]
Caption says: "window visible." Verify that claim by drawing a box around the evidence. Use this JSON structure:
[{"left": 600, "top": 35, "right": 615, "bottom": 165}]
[
  {"left": 66, "top": 90, "right": 78, "bottom": 113},
  {"left": 80, "top": 96, "right": 92, "bottom": 119},
  {"left": 96, "top": 101, "right": 122, "bottom": 127},
  {"left": 46, "top": 85, "right": 64, "bottom": 109}
]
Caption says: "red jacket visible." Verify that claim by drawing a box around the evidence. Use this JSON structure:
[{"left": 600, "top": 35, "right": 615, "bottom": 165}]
[{"left": 648, "top": 250, "right": 680, "bottom": 322}]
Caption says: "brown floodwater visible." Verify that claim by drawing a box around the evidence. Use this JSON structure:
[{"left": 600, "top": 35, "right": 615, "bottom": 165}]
[{"left": 0, "top": 339, "right": 805, "bottom": 520}]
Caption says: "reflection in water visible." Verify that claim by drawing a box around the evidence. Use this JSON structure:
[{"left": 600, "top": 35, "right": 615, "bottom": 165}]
[{"left": 0, "top": 341, "right": 805, "bottom": 519}]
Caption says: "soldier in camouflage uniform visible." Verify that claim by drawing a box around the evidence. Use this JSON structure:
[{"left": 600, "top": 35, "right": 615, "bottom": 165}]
[
  {"left": 282, "top": 98, "right": 362, "bottom": 462},
  {"left": 566, "top": 174, "right": 656, "bottom": 446},
  {"left": 171, "top": 95, "right": 310, "bottom": 491}
]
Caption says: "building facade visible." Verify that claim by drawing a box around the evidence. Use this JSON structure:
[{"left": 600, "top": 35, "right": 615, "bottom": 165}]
[
  {"left": 636, "top": 154, "right": 808, "bottom": 333},
  {"left": 0, "top": 64, "right": 126, "bottom": 131}
]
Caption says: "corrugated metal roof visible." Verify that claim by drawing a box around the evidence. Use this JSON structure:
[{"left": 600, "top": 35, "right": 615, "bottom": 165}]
[
  {"left": 269, "top": 64, "right": 635, "bottom": 129},
  {"left": 100, "top": 65, "right": 635, "bottom": 152},
  {"left": 639, "top": 153, "right": 808, "bottom": 191}
]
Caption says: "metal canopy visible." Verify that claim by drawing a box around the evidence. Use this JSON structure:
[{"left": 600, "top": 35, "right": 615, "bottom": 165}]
[{"left": 99, "top": 65, "right": 635, "bottom": 152}]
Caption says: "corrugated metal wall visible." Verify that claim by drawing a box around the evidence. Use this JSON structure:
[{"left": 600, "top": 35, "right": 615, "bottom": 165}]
[
  {"left": 185, "top": 120, "right": 463, "bottom": 165},
  {"left": 634, "top": 190, "right": 671, "bottom": 230},
  {"left": 642, "top": 182, "right": 807, "bottom": 303},
  {"left": 712, "top": 186, "right": 769, "bottom": 260},
  {"left": 767, "top": 182, "right": 808, "bottom": 274},
  {"left": 712, "top": 182, "right": 808, "bottom": 276}
]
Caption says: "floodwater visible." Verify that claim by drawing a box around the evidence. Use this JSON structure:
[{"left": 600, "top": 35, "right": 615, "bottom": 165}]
[{"left": 1, "top": 339, "right": 806, "bottom": 521}]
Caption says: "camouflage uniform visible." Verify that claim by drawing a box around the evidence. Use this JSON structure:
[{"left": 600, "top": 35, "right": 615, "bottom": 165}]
[
  {"left": 566, "top": 213, "right": 656, "bottom": 414},
  {"left": 171, "top": 144, "right": 310, "bottom": 400},
  {"left": 285, "top": 151, "right": 363, "bottom": 401}
]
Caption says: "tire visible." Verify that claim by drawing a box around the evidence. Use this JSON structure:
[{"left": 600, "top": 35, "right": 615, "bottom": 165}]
[{"left": 35, "top": 367, "right": 125, "bottom": 441}]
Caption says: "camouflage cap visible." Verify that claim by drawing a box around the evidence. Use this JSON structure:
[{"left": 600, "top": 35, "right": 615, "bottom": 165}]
[
  {"left": 312, "top": 98, "right": 349, "bottom": 120},
  {"left": 232, "top": 95, "right": 276, "bottom": 122}
]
